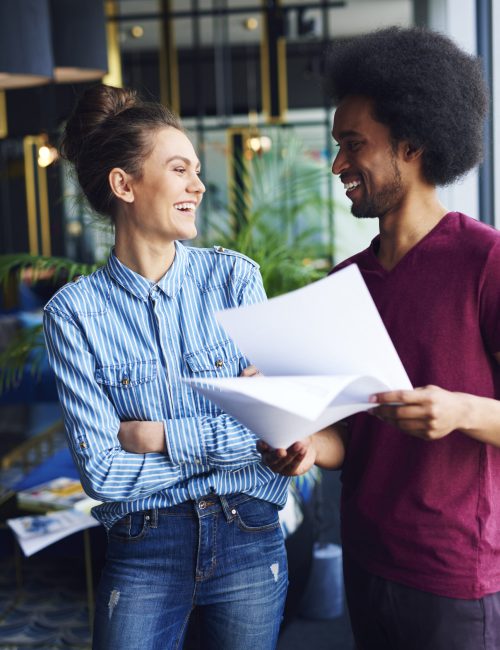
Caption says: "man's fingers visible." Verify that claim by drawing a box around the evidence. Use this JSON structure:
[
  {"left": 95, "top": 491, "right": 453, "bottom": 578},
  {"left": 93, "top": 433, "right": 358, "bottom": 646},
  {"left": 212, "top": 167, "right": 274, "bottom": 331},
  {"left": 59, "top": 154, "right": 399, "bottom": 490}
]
[
  {"left": 374, "top": 404, "right": 426, "bottom": 420},
  {"left": 371, "top": 385, "right": 438, "bottom": 405}
]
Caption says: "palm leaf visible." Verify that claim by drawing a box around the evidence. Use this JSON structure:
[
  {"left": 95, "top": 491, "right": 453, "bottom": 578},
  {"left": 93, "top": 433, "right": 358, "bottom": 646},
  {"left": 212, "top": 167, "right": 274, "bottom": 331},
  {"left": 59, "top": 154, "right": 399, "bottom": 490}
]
[
  {"left": 0, "top": 323, "right": 45, "bottom": 394},
  {"left": 0, "top": 254, "right": 100, "bottom": 394},
  {"left": 0, "top": 254, "right": 98, "bottom": 290},
  {"left": 202, "top": 130, "right": 334, "bottom": 297}
]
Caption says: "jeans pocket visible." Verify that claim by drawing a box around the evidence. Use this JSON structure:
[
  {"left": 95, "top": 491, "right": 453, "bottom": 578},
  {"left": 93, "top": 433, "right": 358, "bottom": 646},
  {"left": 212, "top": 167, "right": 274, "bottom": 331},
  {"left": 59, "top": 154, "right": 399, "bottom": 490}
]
[
  {"left": 235, "top": 498, "right": 281, "bottom": 533},
  {"left": 108, "top": 512, "right": 151, "bottom": 542}
]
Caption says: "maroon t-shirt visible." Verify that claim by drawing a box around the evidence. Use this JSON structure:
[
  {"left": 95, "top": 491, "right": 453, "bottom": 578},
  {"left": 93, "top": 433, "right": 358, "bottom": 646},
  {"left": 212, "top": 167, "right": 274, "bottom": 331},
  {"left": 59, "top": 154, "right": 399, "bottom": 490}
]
[{"left": 335, "top": 212, "right": 500, "bottom": 599}]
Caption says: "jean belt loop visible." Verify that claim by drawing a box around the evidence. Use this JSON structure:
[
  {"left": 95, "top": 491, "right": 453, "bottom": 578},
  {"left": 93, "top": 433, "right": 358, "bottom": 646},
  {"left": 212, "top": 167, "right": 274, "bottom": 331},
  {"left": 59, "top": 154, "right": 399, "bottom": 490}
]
[
  {"left": 219, "top": 496, "right": 237, "bottom": 522},
  {"left": 147, "top": 508, "right": 159, "bottom": 528}
]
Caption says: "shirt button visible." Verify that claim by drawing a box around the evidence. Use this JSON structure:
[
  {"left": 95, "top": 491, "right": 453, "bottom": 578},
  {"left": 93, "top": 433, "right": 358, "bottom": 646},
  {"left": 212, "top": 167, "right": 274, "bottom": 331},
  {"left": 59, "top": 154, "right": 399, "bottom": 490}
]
[
  {"left": 79, "top": 441, "right": 88, "bottom": 449},
  {"left": 216, "top": 246, "right": 225, "bottom": 252},
  {"left": 195, "top": 458, "right": 202, "bottom": 464},
  {"left": 121, "top": 377, "right": 130, "bottom": 386},
  {"left": 215, "top": 359, "right": 224, "bottom": 369}
]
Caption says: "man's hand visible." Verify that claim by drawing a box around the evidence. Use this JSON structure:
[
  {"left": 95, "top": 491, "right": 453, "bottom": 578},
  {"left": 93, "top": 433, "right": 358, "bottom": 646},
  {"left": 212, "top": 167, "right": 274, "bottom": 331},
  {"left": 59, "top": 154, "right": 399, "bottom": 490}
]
[
  {"left": 118, "top": 421, "right": 166, "bottom": 453},
  {"left": 370, "top": 385, "right": 466, "bottom": 441},
  {"left": 257, "top": 437, "right": 318, "bottom": 476}
]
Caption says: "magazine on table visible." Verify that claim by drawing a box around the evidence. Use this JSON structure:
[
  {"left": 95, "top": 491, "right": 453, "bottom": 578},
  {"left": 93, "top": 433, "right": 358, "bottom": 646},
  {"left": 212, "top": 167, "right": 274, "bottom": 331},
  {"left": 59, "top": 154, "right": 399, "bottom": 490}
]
[
  {"left": 16, "top": 476, "right": 100, "bottom": 513},
  {"left": 9, "top": 476, "right": 101, "bottom": 556},
  {"left": 7, "top": 509, "right": 100, "bottom": 557}
]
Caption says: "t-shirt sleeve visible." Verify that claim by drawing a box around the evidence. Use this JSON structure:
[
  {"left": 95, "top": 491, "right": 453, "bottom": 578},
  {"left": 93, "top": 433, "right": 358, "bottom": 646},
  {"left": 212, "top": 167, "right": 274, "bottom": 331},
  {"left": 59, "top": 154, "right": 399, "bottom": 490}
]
[{"left": 479, "top": 239, "right": 500, "bottom": 354}]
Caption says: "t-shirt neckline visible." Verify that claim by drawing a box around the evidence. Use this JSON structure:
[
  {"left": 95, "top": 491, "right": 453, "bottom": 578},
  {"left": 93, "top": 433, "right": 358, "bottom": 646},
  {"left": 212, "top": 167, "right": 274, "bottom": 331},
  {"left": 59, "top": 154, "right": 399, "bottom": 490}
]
[{"left": 369, "top": 212, "right": 456, "bottom": 275}]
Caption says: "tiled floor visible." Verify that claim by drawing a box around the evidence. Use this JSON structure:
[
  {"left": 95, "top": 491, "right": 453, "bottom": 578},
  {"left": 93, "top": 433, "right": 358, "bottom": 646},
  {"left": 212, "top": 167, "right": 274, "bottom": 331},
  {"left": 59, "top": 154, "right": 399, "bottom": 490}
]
[{"left": 0, "top": 553, "right": 91, "bottom": 649}]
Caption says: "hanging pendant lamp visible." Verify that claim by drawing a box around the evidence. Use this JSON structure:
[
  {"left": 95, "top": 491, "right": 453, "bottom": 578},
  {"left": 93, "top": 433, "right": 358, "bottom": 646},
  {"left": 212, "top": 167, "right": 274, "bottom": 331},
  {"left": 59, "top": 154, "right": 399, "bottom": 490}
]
[
  {"left": 0, "top": 0, "right": 54, "bottom": 89},
  {"left": 50, "top": 0, "right": 108, "bottom": 83}
]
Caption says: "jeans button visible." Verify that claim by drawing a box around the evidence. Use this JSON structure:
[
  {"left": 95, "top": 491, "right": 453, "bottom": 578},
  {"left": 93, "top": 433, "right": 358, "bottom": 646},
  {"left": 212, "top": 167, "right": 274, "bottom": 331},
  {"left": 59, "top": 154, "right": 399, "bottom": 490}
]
[{"left": 199, "top": 500, "right": 206, "bottom": 509}]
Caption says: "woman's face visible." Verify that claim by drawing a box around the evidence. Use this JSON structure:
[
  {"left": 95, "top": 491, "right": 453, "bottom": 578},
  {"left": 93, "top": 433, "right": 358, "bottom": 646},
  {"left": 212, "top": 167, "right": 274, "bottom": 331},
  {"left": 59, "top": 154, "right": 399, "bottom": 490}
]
[{"left": 121, "top": 127, "right": 206, "bottom": 244}]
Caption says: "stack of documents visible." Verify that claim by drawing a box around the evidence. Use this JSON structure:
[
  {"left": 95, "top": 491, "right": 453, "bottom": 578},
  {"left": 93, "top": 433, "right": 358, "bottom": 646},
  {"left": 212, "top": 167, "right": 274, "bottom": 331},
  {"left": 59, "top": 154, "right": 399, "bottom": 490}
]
[{"left": 188, "top": 264, "right": 412, "bottom": 448}]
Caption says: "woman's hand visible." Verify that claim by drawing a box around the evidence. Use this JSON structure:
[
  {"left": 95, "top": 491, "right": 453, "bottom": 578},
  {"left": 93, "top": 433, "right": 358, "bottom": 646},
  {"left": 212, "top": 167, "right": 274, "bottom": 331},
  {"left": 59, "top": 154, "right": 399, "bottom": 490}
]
[
  {"left": 258, "top": 425, "right": 347, "bottom": 474},
  {"left": 257, "top": 437, "right": 318, "bottom": 476},
  {"left": 240, "top": 364, "right": 262, "bottom": 377},
  {"left": 118, "top": 421, "right": 166, "bottom": 453}
]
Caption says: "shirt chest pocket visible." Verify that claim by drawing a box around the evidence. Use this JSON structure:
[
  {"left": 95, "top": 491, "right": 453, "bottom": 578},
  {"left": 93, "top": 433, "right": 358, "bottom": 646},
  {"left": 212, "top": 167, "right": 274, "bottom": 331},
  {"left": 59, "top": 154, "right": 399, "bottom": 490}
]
[
  {"left": 95, "top": 359, "right": 157, "bottom": 388},
  {"left": 184, "top": 339, "right": 241, "bottom": 378},
  {"left": 94, "top": 360, "right": 158, "bottom": 418}
]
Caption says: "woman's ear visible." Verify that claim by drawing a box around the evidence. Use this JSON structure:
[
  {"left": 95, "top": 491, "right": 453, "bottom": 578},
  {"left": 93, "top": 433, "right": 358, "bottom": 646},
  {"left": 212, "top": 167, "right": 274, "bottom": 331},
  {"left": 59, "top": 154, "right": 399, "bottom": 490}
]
[{"left": 109, "top": 168, "right": 134, "bottom": 203}]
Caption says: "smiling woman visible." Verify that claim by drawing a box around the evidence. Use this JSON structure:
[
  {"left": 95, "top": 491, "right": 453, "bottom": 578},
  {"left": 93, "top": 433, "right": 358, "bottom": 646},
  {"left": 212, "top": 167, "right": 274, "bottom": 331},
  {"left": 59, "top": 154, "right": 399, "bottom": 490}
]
[
  {"left": 109, "top": 126, "right": 205, "bottom": 279},
  {"left": 43, "top": 85, "right": 290, "bottom": 649}
]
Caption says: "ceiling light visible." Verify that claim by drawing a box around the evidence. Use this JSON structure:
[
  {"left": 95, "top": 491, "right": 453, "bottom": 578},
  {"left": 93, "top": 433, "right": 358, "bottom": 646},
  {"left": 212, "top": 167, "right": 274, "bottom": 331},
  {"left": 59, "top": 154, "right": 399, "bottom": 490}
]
[
  {"left": 0, "top": 0, "right": 53, "bottom": 89},
  {"left": 243, "top": 17, "right": 259, "bottom": 31}
]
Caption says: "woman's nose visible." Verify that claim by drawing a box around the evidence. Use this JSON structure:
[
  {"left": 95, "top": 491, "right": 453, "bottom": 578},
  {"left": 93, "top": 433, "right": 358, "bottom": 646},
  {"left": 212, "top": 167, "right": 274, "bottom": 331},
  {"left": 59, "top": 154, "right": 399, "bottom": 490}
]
[{"left": 190, "top": 175, "right": 206, "bottom": 194}]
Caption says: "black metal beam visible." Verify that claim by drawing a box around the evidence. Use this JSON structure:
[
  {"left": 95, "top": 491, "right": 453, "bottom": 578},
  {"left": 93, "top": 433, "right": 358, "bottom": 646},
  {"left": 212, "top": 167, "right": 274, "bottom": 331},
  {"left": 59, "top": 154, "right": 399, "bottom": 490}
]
[
  {"left": 476, "top": 0, "right": 495, "bottom": 225},
  {"left": 108, "top": 1, "right": 346, "bottom": 21}
]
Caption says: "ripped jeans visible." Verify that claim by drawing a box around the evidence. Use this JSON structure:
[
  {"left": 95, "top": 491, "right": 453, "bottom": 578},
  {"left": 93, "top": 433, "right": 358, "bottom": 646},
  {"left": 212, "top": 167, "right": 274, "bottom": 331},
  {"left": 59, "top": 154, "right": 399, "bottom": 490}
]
[{"left": 92, "top": 495, "right": 288, "bottom": 650}]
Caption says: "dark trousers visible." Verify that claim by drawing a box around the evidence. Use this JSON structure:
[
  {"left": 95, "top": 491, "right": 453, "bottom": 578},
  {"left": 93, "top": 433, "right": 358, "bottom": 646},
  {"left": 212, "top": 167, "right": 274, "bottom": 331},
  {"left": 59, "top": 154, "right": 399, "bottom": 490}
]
[{"left": 343, "top": 551, "right": 500, "bottom": 650}]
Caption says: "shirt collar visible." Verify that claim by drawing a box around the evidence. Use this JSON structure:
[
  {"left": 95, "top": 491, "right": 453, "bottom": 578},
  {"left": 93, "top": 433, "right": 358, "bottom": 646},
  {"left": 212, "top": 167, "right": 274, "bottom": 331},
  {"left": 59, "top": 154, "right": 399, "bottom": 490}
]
[{"left": 106, "top": 241, "right": 189, "bottom": 301}]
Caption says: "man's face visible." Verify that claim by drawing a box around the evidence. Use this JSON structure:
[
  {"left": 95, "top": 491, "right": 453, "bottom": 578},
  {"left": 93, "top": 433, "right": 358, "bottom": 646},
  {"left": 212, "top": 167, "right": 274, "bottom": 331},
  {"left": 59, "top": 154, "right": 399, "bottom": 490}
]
[{"left": 331, "top": 95, "right": 405, "bottom": 220}]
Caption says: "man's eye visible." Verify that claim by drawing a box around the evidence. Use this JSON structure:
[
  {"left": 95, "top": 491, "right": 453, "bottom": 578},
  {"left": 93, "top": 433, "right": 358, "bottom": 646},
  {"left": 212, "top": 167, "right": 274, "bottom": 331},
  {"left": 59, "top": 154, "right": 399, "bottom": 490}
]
[
  {"left": 174, "top": 167, "right": 186, "bottom": 173},
  {"left": 348, "top": 142, "right": 362, "bottom": 151}
]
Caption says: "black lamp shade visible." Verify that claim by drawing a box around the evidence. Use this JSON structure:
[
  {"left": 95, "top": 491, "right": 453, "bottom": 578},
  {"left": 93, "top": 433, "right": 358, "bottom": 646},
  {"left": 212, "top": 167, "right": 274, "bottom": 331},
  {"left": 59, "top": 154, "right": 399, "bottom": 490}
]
[
  {"left": 50, "top": 0, "right": 108, "bottom": 83},
  {"left": 0, "top": 0, "right": 54, "bottom": 89}
]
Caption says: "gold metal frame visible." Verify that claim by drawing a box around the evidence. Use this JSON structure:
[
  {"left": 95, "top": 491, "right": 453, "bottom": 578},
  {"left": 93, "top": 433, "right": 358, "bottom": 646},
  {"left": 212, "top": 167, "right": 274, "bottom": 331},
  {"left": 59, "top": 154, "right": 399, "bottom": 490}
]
[
  {"left": 260, "top": 0, "right": 288, "bottom": 123},
  {"left": 0, "top": 91, "right": 7, "bottom": 138},
  {"left": 226, "top": 127, "right": 253, "bottom": 227},
  {"left": 159, "top": 0, "right": 180, "bottom": 113},
  {"left": 23, "top": 136, "right": 51, "bottom": 256},
  {"left": 103, "top": 0, "right": 123, "bottom": 87}
]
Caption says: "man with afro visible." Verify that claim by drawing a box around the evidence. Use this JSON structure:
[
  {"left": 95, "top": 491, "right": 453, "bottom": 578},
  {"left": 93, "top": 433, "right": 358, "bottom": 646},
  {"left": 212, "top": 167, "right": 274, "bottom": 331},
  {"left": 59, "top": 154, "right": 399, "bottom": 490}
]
[{"left": 261, "top": 26, "right": 500, "bottom": 649}]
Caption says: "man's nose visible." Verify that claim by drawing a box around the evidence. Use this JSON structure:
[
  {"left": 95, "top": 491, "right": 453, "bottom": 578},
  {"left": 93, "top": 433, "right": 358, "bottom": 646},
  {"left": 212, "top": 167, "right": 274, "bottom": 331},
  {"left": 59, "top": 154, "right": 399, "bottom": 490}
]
[{"left": 332, "top": 149, "right": 347, "bottom": 176}]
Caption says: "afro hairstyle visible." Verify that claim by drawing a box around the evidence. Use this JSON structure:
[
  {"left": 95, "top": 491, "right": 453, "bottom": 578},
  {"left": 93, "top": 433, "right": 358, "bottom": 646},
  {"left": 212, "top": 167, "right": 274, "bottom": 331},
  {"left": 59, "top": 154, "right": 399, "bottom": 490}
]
[{"left": 325, "top": 26, "right": 488, "bottom": 186}]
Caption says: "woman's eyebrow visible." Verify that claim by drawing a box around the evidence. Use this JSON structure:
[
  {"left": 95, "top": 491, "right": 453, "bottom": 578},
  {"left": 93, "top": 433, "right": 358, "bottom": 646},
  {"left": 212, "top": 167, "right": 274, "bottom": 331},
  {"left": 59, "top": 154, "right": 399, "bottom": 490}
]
[{"left": 165, "top": 155, "right": 200, "bottom": 167}]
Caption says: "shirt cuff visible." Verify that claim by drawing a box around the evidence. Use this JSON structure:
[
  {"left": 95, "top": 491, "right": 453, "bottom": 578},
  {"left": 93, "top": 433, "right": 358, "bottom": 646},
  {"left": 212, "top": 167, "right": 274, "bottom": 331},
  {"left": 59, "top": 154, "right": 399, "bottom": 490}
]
[{"left": 164, "top": 418, "right": 207, "bottom": 468}]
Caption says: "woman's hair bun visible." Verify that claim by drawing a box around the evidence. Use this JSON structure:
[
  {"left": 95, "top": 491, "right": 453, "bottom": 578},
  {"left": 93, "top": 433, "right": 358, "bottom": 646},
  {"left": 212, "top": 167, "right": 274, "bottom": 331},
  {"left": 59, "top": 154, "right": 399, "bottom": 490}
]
[
  {"left": 60, "top": 84, "right": 182, "bottom": 219},
  {"left": 60, "top": 85, "right": 140, "bottom": 166}
]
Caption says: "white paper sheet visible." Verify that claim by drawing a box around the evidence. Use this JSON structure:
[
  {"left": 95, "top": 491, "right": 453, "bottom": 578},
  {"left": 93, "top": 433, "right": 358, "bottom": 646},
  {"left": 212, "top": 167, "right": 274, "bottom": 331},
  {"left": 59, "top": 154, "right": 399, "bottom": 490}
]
[
  {"left": 7, "top": 510, "right": 100, "bottom": 557},
  {"left": 187, "top": 264, "right": 412, "bottom": 447}
]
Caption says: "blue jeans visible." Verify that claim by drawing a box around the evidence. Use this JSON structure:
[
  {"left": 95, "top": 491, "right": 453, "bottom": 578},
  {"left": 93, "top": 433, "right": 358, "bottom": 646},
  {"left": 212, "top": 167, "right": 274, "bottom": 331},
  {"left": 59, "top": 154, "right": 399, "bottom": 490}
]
[{"left": 92, "top": 494, "right": 288, "bottom": 649}]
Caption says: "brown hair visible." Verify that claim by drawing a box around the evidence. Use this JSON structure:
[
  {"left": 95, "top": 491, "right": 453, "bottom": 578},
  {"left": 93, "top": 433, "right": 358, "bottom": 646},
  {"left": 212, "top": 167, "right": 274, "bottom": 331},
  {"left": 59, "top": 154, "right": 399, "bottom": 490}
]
[{"left": 60, "top": 85, "right": 182, "bottom": 219}]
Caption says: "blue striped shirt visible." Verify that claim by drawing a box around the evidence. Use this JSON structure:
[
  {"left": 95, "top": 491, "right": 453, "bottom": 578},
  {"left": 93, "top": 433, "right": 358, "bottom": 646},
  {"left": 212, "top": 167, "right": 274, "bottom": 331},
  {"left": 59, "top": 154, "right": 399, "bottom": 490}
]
[{"left": 43, "top": 241, "right": 290, "bottom": 528}]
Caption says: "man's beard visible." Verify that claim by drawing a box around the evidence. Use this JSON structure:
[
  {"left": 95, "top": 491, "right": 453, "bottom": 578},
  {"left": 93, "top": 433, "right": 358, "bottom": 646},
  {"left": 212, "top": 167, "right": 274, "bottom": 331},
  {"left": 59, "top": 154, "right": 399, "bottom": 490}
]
[{"left": 352, "top": 158, "right": 403, "bottom": 220}]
